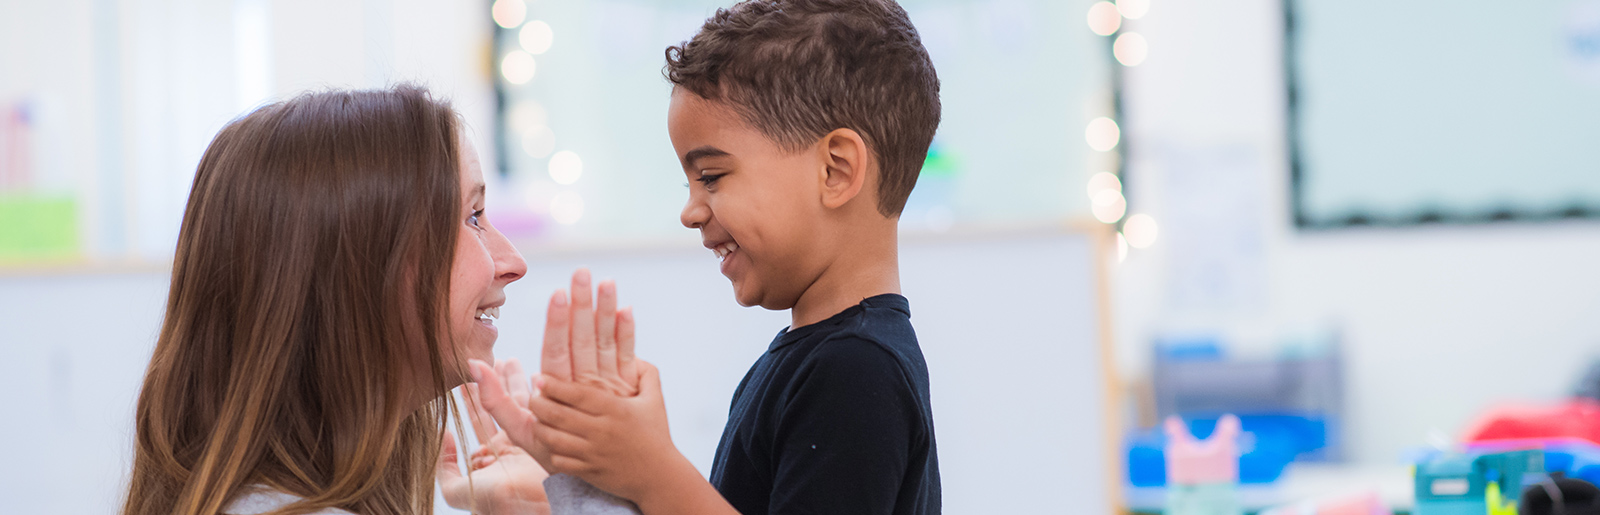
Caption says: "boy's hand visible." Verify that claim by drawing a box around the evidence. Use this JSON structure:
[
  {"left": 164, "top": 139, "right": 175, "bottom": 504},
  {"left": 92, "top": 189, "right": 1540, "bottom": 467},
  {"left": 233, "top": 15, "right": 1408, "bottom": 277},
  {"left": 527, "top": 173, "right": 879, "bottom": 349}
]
[
  {"left": 529, "top": 361, "right": 698, "bottom": 508},
  {"left": 474, "top": 269, "right": 640, "bottom": 471}
]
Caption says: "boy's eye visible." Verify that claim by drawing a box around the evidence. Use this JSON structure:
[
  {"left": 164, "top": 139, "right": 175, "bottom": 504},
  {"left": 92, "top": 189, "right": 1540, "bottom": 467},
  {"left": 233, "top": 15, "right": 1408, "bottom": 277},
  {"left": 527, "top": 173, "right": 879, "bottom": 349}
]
[
  {"left": 696, "top": 173, "right": 725, "bottom": 187},
  {"left": 468, "top": 209, "right": 484, "bottom": 228}
]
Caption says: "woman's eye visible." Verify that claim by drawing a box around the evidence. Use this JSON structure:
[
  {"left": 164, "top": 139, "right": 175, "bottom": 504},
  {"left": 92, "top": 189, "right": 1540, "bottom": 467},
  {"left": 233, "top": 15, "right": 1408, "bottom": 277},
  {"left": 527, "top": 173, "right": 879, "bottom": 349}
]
[{"left": 468, "top": 210, "right": 484, "bottom": 229}]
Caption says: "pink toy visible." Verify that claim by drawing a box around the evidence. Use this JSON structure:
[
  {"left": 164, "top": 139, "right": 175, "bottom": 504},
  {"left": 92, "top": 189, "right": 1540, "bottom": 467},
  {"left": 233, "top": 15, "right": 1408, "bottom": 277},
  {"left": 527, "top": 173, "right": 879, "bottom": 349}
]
[{"left": 1166, "top": 414, "right": 1242, "bottom": 485}]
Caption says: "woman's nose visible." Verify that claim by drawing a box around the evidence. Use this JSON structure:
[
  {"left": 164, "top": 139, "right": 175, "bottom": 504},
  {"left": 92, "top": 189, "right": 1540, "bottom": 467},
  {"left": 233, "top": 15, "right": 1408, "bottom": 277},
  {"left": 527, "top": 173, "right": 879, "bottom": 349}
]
[{"left": 491, "top": 230, "right": 527, "bottom": 283}]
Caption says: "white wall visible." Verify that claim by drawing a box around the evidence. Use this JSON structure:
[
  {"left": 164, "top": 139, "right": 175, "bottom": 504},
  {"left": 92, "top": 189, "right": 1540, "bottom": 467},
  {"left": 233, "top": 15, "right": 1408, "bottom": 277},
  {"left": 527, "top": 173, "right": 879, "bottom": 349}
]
[
  {"left": 0, "top": 230, "right": 1115, "bottom": 514},
  {"left": 1111, "top": 0, "right": 1600, "bottom": 464}
]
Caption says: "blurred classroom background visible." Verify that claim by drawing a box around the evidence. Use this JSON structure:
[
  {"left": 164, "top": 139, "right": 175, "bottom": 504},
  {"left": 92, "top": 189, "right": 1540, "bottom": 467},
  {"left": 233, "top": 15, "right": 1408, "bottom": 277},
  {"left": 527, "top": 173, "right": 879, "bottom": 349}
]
[{"left": 2, "top": 0, "right": 1599, "bottom": 514}]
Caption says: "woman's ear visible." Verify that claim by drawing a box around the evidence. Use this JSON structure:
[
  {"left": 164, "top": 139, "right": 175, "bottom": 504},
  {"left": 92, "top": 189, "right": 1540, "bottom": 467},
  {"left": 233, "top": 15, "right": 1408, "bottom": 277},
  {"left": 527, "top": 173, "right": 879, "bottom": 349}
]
[{"left": 818, "top": 128, "right": 871, "bottom": 210}]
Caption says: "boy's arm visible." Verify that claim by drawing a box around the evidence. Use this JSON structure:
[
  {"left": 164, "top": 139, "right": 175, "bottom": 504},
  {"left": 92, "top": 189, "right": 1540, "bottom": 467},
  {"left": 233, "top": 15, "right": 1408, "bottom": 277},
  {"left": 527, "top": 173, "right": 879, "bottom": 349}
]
[{"left": 530, "top": 362, "right": 741, "bottom": 515}]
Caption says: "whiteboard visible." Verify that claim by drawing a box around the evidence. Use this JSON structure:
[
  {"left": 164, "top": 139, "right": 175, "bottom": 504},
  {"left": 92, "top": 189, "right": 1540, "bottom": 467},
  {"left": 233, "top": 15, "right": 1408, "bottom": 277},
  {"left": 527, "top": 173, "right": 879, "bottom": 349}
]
[{"left": 0, "top": 226, "right": 1117, "bottom": 514}]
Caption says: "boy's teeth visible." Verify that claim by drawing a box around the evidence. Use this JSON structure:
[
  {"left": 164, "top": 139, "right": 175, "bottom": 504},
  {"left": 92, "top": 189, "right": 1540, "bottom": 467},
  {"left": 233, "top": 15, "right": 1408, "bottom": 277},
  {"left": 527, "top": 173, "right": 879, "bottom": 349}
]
[{"left": 715, "top": 242, "right": 739, "bottom": 260}]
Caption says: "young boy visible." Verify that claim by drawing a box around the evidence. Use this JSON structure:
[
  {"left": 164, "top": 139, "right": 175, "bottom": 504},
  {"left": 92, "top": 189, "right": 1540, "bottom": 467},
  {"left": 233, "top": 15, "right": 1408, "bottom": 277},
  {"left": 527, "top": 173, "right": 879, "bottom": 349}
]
[{"left": 476, "top": 0, "right": 942, "bottom": 513}]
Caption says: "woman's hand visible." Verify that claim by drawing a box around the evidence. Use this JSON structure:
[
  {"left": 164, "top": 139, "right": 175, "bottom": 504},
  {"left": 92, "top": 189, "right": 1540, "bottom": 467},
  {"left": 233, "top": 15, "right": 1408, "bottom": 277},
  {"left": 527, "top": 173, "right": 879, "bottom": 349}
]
[{"left": 437, "top": 360, "right": 551, "bottom": 515}]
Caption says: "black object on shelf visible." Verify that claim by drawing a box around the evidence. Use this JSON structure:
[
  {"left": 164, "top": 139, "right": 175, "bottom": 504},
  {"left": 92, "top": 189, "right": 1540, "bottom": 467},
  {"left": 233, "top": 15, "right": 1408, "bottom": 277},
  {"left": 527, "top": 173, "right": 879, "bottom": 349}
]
[
  {"left": 1522, "top": 473, "right": 1600, "bottom": 515},
  {"left": 1576, "top": 359, "right": 1600, "bottom": 403}
]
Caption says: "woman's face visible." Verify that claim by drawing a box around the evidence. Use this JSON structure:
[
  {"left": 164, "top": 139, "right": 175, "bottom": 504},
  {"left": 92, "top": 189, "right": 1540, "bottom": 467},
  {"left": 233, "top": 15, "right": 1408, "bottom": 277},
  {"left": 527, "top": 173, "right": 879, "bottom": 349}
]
[{"left": 448, "top": 135, "right": 527, "bottom": 369}]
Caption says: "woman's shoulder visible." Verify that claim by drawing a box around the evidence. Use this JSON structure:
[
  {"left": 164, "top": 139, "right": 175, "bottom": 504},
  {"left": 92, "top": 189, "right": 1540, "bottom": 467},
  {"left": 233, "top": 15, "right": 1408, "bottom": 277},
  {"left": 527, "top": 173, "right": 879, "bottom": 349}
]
[{"left": 226, "top": 485, "right": 358, "bottom": 515}]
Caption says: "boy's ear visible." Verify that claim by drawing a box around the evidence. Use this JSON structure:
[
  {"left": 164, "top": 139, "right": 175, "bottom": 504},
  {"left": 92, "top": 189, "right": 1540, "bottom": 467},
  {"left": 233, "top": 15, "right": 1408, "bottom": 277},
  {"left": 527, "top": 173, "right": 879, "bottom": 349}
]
[{"left": 818, "top": 128, "right": 872, "bottom": 210}]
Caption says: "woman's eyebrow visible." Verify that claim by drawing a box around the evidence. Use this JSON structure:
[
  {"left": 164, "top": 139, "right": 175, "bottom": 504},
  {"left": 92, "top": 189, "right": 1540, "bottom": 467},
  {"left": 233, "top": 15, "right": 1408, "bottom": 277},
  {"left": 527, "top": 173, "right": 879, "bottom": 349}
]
[{"left": 470, "top": 182, "right": 485, "bottom": 203}]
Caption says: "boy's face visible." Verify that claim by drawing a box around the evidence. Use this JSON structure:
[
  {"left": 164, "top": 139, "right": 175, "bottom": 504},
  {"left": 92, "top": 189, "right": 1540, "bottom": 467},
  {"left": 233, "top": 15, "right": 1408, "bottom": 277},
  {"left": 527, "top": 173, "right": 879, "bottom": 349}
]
[{"left": 667, "top": 89, "right": 829, "bottom": 310}]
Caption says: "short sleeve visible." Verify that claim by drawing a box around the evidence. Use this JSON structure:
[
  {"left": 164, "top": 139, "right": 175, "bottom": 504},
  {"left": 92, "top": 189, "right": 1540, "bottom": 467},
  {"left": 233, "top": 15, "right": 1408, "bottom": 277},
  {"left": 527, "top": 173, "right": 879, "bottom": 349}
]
[{"left": 767, "top": 337, "right": 923, "bottom": 515}]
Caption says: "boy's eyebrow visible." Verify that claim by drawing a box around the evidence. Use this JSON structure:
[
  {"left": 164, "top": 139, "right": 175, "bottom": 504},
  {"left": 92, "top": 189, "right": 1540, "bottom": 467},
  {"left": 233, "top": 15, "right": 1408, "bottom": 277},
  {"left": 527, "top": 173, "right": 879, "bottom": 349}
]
[{"left": 682, "top": 146, "right": 731, "bottom": 168}]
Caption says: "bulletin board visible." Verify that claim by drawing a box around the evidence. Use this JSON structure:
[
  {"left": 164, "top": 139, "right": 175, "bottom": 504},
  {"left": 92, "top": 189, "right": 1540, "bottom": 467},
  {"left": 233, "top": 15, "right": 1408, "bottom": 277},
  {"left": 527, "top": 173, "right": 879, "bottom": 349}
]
[{"left": 1286, "top": 0, "right": 1600, "bottom": 228}]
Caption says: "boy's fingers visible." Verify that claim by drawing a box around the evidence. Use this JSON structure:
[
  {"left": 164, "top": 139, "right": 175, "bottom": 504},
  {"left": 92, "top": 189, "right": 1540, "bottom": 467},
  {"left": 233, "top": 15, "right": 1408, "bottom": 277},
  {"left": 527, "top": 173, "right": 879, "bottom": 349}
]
[
  {"left": 595, "top": 280, "right": 621, "bottom": 389},
  {"left": 616, "top": 307, "right": 639, "bottom": 394},
  {"left": 548, "top": 454, "right": 596, "bottom": 477},
  {"left": 636, "top": 360, "right": 663, "bottom": 403},
  {"left": 462, "top": 384, "right": 497, "bottom": 444},
  {"left": 531, "top": 420, "right": 592, "bottom": 461},
  {"left": 541, "top": 290, "right": 573, "bottom": 381},
  {"left": 537, "top": 374, "right": 613, "bottom": 417},
  {"left": 569, "top": 269, "right": 601, "bottom": 382},
  {"left": 529, "top": 380, "right": 603, "bottom": 428}
]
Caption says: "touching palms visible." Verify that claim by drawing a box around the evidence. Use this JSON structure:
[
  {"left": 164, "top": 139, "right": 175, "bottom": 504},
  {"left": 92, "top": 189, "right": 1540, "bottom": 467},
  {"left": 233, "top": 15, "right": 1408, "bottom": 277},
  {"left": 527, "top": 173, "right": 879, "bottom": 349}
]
[{"left": 437, "top": 360, "right": 551, "bottom": 515}]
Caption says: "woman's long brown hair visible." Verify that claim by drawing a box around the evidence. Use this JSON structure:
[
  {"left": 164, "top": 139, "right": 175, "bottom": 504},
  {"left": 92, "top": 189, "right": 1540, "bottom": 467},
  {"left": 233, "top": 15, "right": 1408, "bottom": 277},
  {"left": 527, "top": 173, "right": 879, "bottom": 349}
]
[{"left": 123, "top": 85, "right": 466, "bottom": 515}]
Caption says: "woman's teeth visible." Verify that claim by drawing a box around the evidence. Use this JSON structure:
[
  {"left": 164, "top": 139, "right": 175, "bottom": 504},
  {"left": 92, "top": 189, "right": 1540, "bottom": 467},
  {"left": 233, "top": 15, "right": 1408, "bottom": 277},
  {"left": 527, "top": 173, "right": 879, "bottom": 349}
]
[
  {"left": 712, "top": 242, "right": 739, "bottom": 260},
  {"left": 475, "top": 306, "right": 501, "bottom": 322}
]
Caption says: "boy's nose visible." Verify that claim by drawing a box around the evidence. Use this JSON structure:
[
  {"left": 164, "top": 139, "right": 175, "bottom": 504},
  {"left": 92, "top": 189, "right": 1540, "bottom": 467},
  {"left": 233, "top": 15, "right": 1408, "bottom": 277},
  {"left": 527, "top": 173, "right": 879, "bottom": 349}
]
[{"left": 680, "top": 198, "right": 710, "bottom": 229}]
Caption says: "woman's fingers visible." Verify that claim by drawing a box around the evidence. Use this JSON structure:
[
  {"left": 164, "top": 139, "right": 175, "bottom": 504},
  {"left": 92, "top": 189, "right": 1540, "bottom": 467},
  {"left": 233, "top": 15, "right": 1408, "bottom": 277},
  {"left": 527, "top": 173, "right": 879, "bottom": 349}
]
[
  {"left": 501, "top": 358, "right": 531, "bottom": 409},
  {"left": 541, "top": 290, "right": 572, "bottom": 382},
  {"left": 468, "top": 360, "right": 538, "bottom": 451},
  {"left": 436, "top": 431, "right": 468, "bottom": 507},
  {"left": 568, "top": 269, "right": 600, "bottom": 382},
  {"left": 595, "top": 280, "right": 621, "bottom": 390},
  {"left": 463, "top": 383, "right": 498, "bottom": 444},
  {"left": 616, "top": 307, "right": 639, "bottom": 394}
]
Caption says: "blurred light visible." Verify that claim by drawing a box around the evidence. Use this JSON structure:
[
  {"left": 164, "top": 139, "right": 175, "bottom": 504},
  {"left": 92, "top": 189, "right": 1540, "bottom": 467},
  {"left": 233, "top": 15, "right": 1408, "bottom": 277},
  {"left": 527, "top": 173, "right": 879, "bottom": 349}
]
[
  {"left": 548, "top": 150, "right": 583, "bottom": 185},
  {"left": 521, "top": 126, "right": 555, "bottom": 159},
  {"left": 549, "top": 191, "right": 584, "bottom": 225},
  {"left": 1086, "top": 117, "right": 1121, "bottom": 152},
  {"left": 1123, "top": 213, "right": 1158, "bottom": 248},
  {"left": 501, "top": 51, "right": 536, "bottom": 85},
  {"left": 519, "top": 20, "right": 554, "bottom": 54},
  {"left": 1114, "top": 32, "right": 1149, "bottom": 66},
  {"left": 1086, "top": 171, "right": 1122, "bottom": 199},
  {"left": 1117, "top": 232, "right": 1129, "bottom": 262},
  {"left": 1117, "top": 0, "right": 1150, "bottom": 19},
  {"left": 508, "top": 100, "right": 548, "bottom": 133},
  {"left": 1087, "top": 2, "right": 1122, "bottom": 36},
  {"left": 523, "top": 179, "right": 557, "bottom": 212},
  {"left": 1092, "top": 189, "right": 1127, "bottom": 223},
  {"left": 492, "top": 0, "right": 526, "bottom": 29}
]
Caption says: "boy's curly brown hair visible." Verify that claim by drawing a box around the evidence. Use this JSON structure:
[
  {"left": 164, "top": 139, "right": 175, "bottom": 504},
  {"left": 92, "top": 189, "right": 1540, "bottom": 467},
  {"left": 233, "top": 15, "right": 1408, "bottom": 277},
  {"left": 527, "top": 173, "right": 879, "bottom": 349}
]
[{"left": 665, "top": 0, "right": 941, "bottom": 217}]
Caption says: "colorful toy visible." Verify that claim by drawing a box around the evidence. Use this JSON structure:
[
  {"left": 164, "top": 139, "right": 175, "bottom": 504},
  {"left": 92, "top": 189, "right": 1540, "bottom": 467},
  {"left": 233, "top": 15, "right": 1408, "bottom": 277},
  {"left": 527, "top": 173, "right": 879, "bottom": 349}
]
[
  {"left": 1462, "top": 399, "right": 1600, "bottom": 445},
  {"left": 1258, "top": 491, "right": 1389, "bottom": 515},
  {"left": 1465, "top": 437, "right": 1600, "bottom": 486},
  {"left": 1413, "top": 449, "right": 1543, "bottom": 515},
  {"left": 1165, "top": 414, "right": 1244, "bottom": 515}
]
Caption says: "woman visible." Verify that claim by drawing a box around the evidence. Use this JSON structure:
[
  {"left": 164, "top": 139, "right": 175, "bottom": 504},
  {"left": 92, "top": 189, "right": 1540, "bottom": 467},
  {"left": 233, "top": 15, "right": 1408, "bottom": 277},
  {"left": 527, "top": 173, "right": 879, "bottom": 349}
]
[{"left": 121, "top": 85, "right": 543, "bottom": 515}]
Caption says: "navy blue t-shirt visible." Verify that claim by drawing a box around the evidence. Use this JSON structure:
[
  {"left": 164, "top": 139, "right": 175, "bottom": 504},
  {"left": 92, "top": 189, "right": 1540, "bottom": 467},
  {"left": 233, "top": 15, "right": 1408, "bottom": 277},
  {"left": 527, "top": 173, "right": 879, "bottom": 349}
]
[{"left": 708, "top": 294, "right": 940, "bottom": 515}]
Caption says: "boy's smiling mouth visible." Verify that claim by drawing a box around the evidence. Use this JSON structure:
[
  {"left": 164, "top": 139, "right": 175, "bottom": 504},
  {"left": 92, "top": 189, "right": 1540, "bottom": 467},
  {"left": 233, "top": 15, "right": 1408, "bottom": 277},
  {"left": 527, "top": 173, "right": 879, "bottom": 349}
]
[
  {"left": 705, "top": 239, "right": 742, "bottom": 276},
  {"left": 710, "top": 241, "right": 739, "bottom": 260}
]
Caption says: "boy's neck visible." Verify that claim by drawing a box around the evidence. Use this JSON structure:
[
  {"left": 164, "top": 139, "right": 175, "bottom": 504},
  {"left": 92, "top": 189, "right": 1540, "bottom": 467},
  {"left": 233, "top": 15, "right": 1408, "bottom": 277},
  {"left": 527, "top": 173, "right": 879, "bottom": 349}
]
[{"left": 789, "top": 223, "right": 901, "bottom": 329}]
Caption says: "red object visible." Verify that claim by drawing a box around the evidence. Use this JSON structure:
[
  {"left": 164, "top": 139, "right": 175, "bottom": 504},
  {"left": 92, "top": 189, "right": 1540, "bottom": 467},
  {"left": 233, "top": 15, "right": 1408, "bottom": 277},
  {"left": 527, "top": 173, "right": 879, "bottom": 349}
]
[{"left": 1462, "top": 399, "right": 1600, "bottom": 445}]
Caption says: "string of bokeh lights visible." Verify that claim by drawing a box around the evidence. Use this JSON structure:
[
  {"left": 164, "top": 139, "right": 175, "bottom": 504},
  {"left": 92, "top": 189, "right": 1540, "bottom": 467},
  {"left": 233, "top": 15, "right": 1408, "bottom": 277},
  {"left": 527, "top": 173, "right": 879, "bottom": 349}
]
[
  {"left": 1086, "top": 0, "right": 1157, "bottom": 261},
  {"left": 494, "top": 0, "right": 586, "bottom": 226}
]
